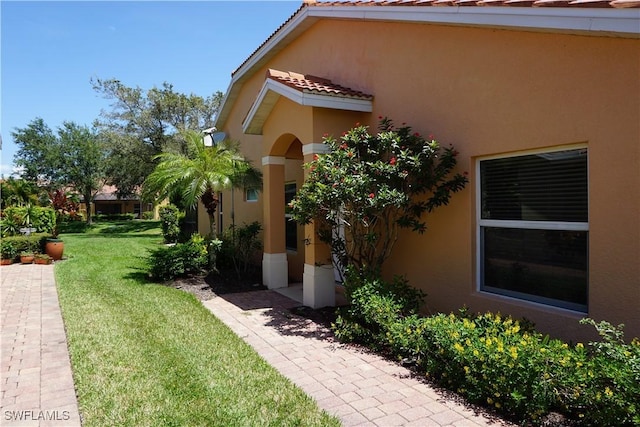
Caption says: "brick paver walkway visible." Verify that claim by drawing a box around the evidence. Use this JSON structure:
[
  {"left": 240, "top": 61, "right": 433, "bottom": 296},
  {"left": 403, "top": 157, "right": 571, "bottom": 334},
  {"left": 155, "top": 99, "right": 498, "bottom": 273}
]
[
  {"left": 1, "top": 264, "right": 81, "bottom": 427},
  {"left": 203, "top": 290, "right": 511, "bottom": 427}
]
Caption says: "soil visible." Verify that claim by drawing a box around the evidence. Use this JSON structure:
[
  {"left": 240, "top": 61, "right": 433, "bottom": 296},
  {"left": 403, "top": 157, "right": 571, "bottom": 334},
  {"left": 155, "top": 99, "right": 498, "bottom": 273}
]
[{"left": 170, "top": 269, "right": 266, "bottom": 301}]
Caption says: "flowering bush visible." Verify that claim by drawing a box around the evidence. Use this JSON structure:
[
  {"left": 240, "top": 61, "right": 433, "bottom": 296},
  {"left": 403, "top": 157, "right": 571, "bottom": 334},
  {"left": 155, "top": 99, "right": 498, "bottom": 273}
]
[
  {"left": 333, "top": 278, "right": 640, "bottom": 425},
  {"left": 289, "top": 117, "right": 467, "bottom": 277}
]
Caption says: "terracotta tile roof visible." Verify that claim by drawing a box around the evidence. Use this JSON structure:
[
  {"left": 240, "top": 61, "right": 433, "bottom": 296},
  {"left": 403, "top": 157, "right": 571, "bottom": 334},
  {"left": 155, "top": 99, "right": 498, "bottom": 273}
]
[
  {"left": 266, "top": 69, "right": 373, "bottom": 100},
  {"left": 303, "top": 0, "right": 637, "bottom": 7}
]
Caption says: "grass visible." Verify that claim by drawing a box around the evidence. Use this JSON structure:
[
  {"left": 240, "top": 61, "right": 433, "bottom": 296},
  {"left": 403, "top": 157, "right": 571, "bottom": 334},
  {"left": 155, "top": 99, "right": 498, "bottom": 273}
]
[{"left": 55, "top": 221, "right": 340, "bottom": 427}]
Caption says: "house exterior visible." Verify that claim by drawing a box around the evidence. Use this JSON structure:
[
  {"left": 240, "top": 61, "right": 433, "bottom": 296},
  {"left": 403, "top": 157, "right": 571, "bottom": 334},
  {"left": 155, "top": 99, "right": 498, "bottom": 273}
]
[
  {"left": 205, "top": 0, "right": 640, "bottom": 342},
  {"left": 85, "top": 185, "right": 155, "bottom": 218}
]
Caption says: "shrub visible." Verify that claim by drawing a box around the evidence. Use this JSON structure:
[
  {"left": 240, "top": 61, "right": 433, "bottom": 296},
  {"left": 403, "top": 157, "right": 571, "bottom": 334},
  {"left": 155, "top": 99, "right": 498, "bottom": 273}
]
[
  {"left": 290, "top": 117, "right": 468, "bottom": 276},
  {"left": 2, "top": 206, "right": 55, "bottom": 235},
  {"left": 148, "top": 234, "right": 208, "bottom": 281},
  {"left": 333, "top": 269, "right": 424, "bottom": 348},
  {"left": 1, "top": 240, "right": 17, "bottom": 260},
  {"left": 217, "top": 222, "right": 262, "bottom": 278},
  {"left": 141, "top": 211, "right": 155, "bottom": 220},
  {"left": 332, "top": 274, "right": 640, "bottom": 425},
  {"left": 158, "top": 205, "right": 181, "bottom": 243},
  {"left": 94, "top": 213, "right": 136, "bottom": 221},
  {"left": 2, "top": 234, "right": 49, "bottom": 254}
]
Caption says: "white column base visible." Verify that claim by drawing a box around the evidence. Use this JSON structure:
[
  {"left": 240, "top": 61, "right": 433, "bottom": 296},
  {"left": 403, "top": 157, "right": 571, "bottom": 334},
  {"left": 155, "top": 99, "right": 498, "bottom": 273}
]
[
  {"left": 262, "top": 253, "right": 288, "bottom": 289},
  {"left": 303, "top": 264, "right": 336, "bottom": 308}
]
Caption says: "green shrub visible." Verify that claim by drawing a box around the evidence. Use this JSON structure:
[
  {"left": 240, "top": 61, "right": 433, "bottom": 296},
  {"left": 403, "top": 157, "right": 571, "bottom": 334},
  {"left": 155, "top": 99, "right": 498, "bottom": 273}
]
[
  {"left": 332, "top": 274, "right": 640, "bottom": 425},
  {"left": 2, "top": 234, "right": 50, "bottom": 254},
  {"left": 558, "top": 319, "right": 640, "bottom": 425},
  {"left": 158, "top": 205, "right": 181, "bottom": 243},
  {"left": 2, "top": 206, "right": 55, "bottom": 235},
  {"left": 148, "top": 234, "right": 208, "bottom": 281},
  {"left": 94, "top": 213, "right": 136, "bottom": 221},
  {"left": 333, "top": 269, "right": 424, "bottom": 349},
  {"left": 141, "top": 211, "right": 155, "bottom": 220},
  {"left": 217, "top": 222, "right": 262, "bottom": 278},
  {"left": 1, "top": 240, "right": 18, "bottom": 260}
]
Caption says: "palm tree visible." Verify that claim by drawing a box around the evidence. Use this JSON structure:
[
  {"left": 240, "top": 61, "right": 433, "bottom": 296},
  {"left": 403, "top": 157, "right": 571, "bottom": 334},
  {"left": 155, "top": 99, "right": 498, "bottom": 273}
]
[{"left": 144, "top": 130, "right": 262, "bottom": 239}]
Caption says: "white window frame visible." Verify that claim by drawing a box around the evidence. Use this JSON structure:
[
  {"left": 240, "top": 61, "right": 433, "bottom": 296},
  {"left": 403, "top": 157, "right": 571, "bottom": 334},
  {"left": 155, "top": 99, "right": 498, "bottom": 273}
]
[{"left": 476, "top": 144, "right": 589, "bottom": 313}]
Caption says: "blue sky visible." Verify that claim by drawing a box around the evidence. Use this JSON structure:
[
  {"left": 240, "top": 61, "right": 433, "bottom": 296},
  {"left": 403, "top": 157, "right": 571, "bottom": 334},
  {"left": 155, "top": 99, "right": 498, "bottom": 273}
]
[{"left": 0, "top": 0, "right": 302, "bottom": 176}]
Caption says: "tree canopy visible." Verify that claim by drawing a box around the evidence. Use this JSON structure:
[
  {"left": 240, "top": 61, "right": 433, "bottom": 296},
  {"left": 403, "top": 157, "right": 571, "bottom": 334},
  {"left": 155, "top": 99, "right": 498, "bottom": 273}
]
[
  {"left": 143, "top": 130, "right": 262, "bottom": 239},
  {"left": 12, "top": 118, "right": 106, "bottom": 223},
  {"left": 92, "top": 78, "right": 224, "bottom": 197}
]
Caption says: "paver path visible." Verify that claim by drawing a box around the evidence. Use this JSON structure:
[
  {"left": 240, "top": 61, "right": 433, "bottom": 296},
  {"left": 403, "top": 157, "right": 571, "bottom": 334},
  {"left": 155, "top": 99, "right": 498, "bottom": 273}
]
[
  {"left": 1, "top": 264, "right": 81, "bottom": 427},
  {"left": 203, "top": 290, "right": 512, "bottom": 427}
]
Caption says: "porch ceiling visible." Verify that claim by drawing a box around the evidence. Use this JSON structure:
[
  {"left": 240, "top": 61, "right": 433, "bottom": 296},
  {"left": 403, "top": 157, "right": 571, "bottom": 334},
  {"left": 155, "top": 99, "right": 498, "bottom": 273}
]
[{"left": 242, "top": 69, "right": 373, "bottom": 135}]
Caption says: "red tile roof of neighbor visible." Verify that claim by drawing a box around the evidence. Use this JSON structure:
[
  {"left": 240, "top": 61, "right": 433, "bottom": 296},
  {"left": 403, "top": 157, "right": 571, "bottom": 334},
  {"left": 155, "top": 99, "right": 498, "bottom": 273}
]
[{"left": 266, "top": 69, "right": 374, "bottom": 100}]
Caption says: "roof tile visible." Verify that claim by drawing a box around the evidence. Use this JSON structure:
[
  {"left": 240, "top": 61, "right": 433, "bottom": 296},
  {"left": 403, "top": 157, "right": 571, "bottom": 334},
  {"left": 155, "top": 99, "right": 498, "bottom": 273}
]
[{"left": 266, "top": 69, "right": 373, "bottom": 100}]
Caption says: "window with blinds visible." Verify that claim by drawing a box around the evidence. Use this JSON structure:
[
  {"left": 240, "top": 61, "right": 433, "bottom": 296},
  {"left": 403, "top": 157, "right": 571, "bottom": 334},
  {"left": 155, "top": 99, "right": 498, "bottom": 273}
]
[{"left": 478, "top": 148, "right": 588, "bottom": 312}]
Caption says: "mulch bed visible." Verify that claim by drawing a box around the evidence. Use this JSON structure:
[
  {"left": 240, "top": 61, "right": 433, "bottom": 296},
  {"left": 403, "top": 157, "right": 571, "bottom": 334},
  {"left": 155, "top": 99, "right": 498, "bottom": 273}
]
[{"left": 170, "top": 269, "right": 266, "bottom": 301}]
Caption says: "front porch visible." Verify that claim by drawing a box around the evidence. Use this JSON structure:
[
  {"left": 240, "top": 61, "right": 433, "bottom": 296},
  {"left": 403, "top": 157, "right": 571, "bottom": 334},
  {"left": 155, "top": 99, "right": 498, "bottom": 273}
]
[{"left": 246, "top": 69, "right": 373, "bottom": 309}]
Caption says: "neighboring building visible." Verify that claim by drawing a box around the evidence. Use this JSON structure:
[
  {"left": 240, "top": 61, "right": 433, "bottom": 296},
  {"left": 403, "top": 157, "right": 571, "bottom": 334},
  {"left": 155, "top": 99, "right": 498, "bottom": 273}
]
[
  {"left": 85, "top": 185, "right": 155, "bottom": 218},
  {"left": 205, "top": 0, "right": 640, "bottom": 342}
]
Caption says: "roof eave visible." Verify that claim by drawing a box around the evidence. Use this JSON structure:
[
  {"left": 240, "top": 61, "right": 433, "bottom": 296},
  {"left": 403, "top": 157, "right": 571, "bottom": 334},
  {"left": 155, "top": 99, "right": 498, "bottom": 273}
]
[
  {"left": 242, "top": 78, "right": 373, "bottom": 135},
  {"left": 215, "top": 4, "right": 640, "bottom": 130}
]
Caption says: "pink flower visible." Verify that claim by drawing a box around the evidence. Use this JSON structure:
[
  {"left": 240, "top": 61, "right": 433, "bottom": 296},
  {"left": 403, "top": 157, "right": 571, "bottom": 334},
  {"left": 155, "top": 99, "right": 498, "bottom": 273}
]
[
  {"left": 313, "top": 154, "right": 319, "bottom": 161},
  {"left": 414, "top": 132, "right": 420, "bottom": 137},
  {"left": 390, "top": 157, "right": 397, "bottom": 165},
  {"left": 369, "top": 193, "right": 375, "bottom": 199}
]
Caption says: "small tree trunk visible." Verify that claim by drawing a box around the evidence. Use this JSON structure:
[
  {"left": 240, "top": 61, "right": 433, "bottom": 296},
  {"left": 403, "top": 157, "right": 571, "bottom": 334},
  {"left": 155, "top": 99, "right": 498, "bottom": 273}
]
[{"left": 84, "top": 198, "right": 92, "bottom": 225}]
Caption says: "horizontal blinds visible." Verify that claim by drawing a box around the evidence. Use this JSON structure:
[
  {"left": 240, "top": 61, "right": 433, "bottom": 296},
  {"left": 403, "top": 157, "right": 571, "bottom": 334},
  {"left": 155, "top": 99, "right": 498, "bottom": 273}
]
[{"left": 480, "top": 149, "right": 587, "bottom": 223}]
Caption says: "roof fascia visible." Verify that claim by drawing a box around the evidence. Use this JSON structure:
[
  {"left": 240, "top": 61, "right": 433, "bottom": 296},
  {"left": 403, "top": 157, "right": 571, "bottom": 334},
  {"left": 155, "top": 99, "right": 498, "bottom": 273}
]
[
  {"left": 215, "top": 5, "right": 639, "bottom": 130},
  {"left": 242, "top": 78, "right": 373, "bottom": 135}
]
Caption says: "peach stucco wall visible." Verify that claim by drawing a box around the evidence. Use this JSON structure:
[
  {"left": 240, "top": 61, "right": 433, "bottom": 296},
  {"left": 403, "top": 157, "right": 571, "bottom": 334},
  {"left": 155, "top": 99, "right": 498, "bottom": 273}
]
[{"left": 214, "top": 18, "right": 639, "bottom": 342}]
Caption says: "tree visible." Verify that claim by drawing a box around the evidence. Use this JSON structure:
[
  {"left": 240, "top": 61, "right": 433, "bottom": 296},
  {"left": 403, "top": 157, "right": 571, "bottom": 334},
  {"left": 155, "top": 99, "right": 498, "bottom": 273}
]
[
  {"left": 11, "top": 118, "right": 57, "bottom": 182},
  {"left": 143, "top": 130, "right": 262, "bottom": 240},
  {"left": 289, "top": 117, "right": 468, "bottom": 278},
  {"left": 12, "top": 119, "right": 106, "bottom": 224},
  {"left": 56, "top": 122, "right": 106, "bottom": 224},
  {"left": 92, "top": 78, "right": 224, "bottom": 197}
]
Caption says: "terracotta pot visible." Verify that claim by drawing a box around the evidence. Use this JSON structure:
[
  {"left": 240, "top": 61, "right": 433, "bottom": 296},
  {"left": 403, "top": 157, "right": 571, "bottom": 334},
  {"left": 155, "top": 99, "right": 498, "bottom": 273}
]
[
  {"left": 45, "top": 239, "right": 64, "bottom": 261},
  {"left": 0, "top": 259, "right": 13, "bottom": 266},
  {"left": 20, "top": 255, "right": 34, "bottom": 264},
  {"left": 35, "top": 258, "right": 52, "bottom": 265}
]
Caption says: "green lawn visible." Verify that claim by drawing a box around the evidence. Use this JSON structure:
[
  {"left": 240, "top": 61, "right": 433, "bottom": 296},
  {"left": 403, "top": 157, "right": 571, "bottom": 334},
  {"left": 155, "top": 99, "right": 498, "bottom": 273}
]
[{"left": 56, "top": 221, "right": 340, "bottom": 427}]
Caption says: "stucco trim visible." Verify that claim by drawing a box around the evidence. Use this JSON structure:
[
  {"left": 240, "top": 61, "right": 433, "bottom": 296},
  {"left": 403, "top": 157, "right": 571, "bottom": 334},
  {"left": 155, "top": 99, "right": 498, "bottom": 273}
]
[
  {"left": 262, "top": 156, "right": 286, "bottom": 166},
  {"left": 243, "top": 78, "right": 373, "bottom": 135},
  {"left": 302, "top": 143, "right": 331, "bottom": 156}
]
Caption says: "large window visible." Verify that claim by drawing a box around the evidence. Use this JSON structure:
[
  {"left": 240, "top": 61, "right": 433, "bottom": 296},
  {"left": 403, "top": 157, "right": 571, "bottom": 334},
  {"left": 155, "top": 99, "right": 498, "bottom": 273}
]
[
  {"left": 285, "top": 183, "right": 297, "bottom": 252},
  {"left": 478, "top": 148, "right": 588, "bottom": 312}
]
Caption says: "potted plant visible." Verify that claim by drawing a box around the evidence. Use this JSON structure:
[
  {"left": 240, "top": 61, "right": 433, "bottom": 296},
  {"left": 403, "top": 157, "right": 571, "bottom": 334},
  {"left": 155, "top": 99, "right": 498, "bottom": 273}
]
[
  {"left": 20, "top": 251, "right": 35, "bottom": 264},
  {"left": 34, "top": 253, "right": 52, "bottom": 265},
  {"left": 1, "top": 241, "right": 17, "bottom": 265},
  {"left": 46, "top": 189, "right": 80, "bottom": 260}
]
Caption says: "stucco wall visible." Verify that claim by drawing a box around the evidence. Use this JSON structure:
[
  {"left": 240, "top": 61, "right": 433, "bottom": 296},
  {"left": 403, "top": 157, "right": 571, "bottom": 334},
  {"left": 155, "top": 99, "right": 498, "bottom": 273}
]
[{"left": 215, "top": 18, "right": 640, "bottom": 341}]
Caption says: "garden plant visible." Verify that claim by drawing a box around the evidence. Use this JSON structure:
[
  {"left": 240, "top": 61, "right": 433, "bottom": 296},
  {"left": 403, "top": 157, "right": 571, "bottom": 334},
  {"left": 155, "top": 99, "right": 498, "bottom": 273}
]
[{"left": 290, "top": 117, "right": 467, "bottom": 279}]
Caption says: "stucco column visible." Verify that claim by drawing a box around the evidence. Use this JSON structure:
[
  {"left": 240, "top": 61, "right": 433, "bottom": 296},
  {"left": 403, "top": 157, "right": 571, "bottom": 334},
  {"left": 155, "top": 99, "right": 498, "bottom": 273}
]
[
  {"left": 262, "top": 156, "right": 288, "bottom": 289},
  {"left": 301, "top": 143, "right": 335, "bottom": 308}
]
